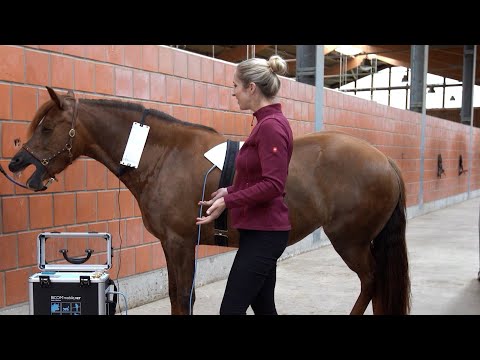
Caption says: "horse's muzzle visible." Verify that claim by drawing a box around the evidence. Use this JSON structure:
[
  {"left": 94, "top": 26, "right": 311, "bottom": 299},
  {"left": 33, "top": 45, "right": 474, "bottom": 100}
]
[{"left": 8, "top": 149, "right": 49, "bottom": 191}]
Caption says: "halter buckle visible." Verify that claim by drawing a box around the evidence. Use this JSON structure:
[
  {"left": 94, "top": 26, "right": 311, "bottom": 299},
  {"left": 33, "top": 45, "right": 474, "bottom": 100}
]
[
  {"left": 44, "top": 177, "right": 57, "bottom": 189},
  {"left": 214, "top": 229, "right": 228, "bottom": 238}
]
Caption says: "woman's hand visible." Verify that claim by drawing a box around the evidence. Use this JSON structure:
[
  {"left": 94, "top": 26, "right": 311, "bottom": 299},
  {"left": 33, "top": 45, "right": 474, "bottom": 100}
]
[
  {"left": 196, "top": 197, "right": 226, "bottom": 225},
  {"left": 198, "top": 187, "right": 228, "bottom": 208}
]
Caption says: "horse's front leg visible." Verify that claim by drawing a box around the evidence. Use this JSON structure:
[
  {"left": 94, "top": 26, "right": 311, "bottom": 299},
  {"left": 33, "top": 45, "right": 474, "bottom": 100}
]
[{"left": 162, "top": 236, "right": 196, "bottom": 315}]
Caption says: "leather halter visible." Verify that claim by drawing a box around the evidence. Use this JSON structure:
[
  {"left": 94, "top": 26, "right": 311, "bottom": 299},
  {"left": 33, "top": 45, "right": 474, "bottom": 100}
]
[{"left": 22, "top": 97, "right": 79, "bottom": 181}]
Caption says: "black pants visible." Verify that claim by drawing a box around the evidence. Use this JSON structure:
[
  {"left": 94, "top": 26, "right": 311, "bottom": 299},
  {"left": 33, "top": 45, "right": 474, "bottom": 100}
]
[{"left": 219, "top": 229, "right": 289, "bottom": 315}]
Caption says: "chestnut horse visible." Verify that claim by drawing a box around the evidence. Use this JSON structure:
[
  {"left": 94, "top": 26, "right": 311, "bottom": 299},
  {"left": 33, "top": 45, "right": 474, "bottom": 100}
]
[{"left": 8, "top": 87, "right": 410, "bottom": 315}]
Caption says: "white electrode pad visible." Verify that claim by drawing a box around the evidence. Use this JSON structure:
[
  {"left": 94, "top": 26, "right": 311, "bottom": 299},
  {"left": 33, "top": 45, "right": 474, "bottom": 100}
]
[
  {"left": 120, "top": 122, "right": 150, "bottom": 168},
  {"left": 204, "top": 141, "right": 244, "bottom": 170}
]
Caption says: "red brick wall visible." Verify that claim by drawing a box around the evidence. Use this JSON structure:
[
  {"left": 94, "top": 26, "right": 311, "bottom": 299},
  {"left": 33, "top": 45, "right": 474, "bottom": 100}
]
[
  {"left": 0, "top": 45, "right": 479, "bottom": 308},
  {"left": 323, "top": 91, "right": 480, "bottom": 207}
]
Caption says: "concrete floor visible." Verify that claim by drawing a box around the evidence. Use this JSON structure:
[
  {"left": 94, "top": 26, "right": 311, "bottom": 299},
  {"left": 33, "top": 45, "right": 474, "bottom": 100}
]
[{"left": 119, "top": 197, "right": 480, "bottom": 315}]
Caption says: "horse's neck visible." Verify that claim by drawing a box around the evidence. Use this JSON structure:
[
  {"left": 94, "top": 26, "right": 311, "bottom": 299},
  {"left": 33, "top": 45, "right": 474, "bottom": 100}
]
[
  {"left": 80, "top": 106, "right": 220, "bottom": 196},
  {"left": 80, "top": 108, "right": 134, "bottom": 177}
]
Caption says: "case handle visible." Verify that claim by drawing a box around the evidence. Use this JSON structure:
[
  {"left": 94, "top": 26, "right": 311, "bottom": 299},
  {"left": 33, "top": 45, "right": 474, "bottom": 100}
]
[{"left": 59, "top": 248, "right": 94, "bottom": 264}]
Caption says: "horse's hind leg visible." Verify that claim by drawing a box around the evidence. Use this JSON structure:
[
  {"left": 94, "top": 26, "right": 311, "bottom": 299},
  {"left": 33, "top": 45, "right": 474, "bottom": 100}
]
[{"left": 330, "top": 239, "right": 376, "bottom": 315}]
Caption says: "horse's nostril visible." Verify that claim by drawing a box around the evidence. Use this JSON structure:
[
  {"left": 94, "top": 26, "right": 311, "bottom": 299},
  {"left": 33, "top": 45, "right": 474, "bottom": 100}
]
[{"left": 8, "top": 155, "right": 22, "bottom": 171}]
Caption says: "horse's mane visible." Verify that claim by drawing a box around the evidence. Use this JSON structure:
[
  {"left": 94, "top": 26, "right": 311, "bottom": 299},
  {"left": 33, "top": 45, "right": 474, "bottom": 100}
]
[
  {"left": 28, "top": 100, "right": 55, "bottom": 138},
  {"left": 83, "top": 99, "right": 219, "bottom": 134}
]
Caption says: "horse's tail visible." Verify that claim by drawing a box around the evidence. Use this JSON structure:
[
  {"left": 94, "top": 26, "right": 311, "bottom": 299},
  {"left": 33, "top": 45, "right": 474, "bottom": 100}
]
[{"left": 372, "top": 157, "right": 411, "bottom": 315}]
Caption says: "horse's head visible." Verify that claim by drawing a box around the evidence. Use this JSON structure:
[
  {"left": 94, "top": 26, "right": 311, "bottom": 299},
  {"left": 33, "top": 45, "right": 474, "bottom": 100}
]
[{"left": 8, "top": 86, "right": 81, "bottom": 191}]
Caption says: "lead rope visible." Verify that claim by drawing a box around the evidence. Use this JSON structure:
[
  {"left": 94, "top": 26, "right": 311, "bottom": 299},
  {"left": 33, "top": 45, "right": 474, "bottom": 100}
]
[
  {"left": 0, "top": 164, "right": 29, "bottom": 189},
  {"left": 189, "top": 163, "right": 217, "bottom": 315}
]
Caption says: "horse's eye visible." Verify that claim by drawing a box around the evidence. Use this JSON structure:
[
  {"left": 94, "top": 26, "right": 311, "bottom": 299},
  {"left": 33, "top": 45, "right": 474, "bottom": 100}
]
[
  {"left": 41, "top": 119, "right": 55, "bottom": 132},
  {"left": 41, "top": 125, "right": 53, "bottom": 133}
]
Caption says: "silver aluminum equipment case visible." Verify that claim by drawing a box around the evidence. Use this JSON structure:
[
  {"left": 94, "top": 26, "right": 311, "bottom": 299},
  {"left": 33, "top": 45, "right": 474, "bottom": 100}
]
[{"left": 28, "top": 232, "right": 115, "bottom": 315}]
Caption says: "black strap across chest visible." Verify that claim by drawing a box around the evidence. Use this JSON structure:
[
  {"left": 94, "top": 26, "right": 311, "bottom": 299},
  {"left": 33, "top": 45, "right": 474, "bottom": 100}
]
[{"left": 214, "top": 140, "right": 239, "bottom": 246}]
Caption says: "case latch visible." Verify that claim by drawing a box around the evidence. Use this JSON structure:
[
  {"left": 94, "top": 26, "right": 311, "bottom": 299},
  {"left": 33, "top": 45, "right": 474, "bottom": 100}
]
[
  {"left": 79, "top": 276, "right": 91, "bottom": 287},
  {"left": 39, "top": 276, "right": 51, "bottom": 288}
]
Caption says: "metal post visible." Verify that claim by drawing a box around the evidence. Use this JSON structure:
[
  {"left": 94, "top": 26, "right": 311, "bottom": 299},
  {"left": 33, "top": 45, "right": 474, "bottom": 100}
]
[
  {"left": 296, "top": 45, "right": 316, "bottom": 86},
  {"left": 312, "top": 45, "right": 324, "bottom": 245},
  {"left": 409, "top": 45, "right": 428, "bottom": 114},
  {"left": 461, "top": 45, "right": 480, "bottom": 280},
  {"left": 388, "top": 67, "right": 392, "bottom": 106},
  {"left": 410, "top": 45, "right": 429, "bottom": 208},
  {"left": 464, "top": 45, "right": 477, "bottom": 197},
  {"left": 315, "top": 45, "right": 324, "bottom": 132},
  {"left": 370, "top": 67, "right": 374, "bottom": 101},
  {"left": 405, "top": 68, "right": 409, "bottom": 109},
  {"left": 461, "top": 45, "right": 475, "bottom": 125}
]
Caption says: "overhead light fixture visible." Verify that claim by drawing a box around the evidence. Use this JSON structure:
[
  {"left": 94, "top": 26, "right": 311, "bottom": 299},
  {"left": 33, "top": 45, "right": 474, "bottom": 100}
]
[
  {"left": 359, "top": 57, "right": 372, "bottom": 72},
  {"left": 450, "top": 95, "right": 455, "bottom": 101},
  {"left": 335, "top": 45, "right": 363, "bottom": 56},
  {"left": 428, "top": 86, "right": 436, "bottom": 93}
]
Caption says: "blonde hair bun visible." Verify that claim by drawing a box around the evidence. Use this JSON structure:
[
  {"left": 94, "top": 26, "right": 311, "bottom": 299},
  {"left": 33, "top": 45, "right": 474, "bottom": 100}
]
[{"left": 268, "top": 55, "right": 288, "bottom": 76}]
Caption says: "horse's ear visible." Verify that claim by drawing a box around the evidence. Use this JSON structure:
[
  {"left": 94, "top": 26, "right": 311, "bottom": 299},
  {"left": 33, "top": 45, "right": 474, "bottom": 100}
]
[{"left": 46, "top": 86, "right": 63, "bottom": 110}]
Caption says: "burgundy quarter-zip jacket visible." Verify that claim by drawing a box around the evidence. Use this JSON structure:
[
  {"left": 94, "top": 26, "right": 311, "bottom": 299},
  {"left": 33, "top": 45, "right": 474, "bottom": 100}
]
[{"left": 224, "top": 103, "right": 293, "bottom": 231}]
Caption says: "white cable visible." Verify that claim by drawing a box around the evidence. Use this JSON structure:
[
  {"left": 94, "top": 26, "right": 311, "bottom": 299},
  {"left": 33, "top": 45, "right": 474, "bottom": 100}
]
[
  {"left": 190, "top": 164, "right": 217, "bottom": 315},
  {"left": 107, "top": 290, "right": 129, "bottom": 315}
]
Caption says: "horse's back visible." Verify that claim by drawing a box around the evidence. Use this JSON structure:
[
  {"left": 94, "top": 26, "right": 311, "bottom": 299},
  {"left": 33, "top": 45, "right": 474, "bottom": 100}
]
[{"left": 287, "top": 131, "right": 400, "bottom": 244}]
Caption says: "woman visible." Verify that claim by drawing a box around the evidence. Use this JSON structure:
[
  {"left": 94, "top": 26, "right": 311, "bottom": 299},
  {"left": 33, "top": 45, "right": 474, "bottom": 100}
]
[{"left": 196, "top": 55, "right": 293, "bottom": 315}]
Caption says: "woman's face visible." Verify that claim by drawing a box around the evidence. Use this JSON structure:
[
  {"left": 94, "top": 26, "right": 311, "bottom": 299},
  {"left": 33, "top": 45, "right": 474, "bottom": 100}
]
[{"left": 232, "top": 71, "right": 253, "bottom": 111}]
